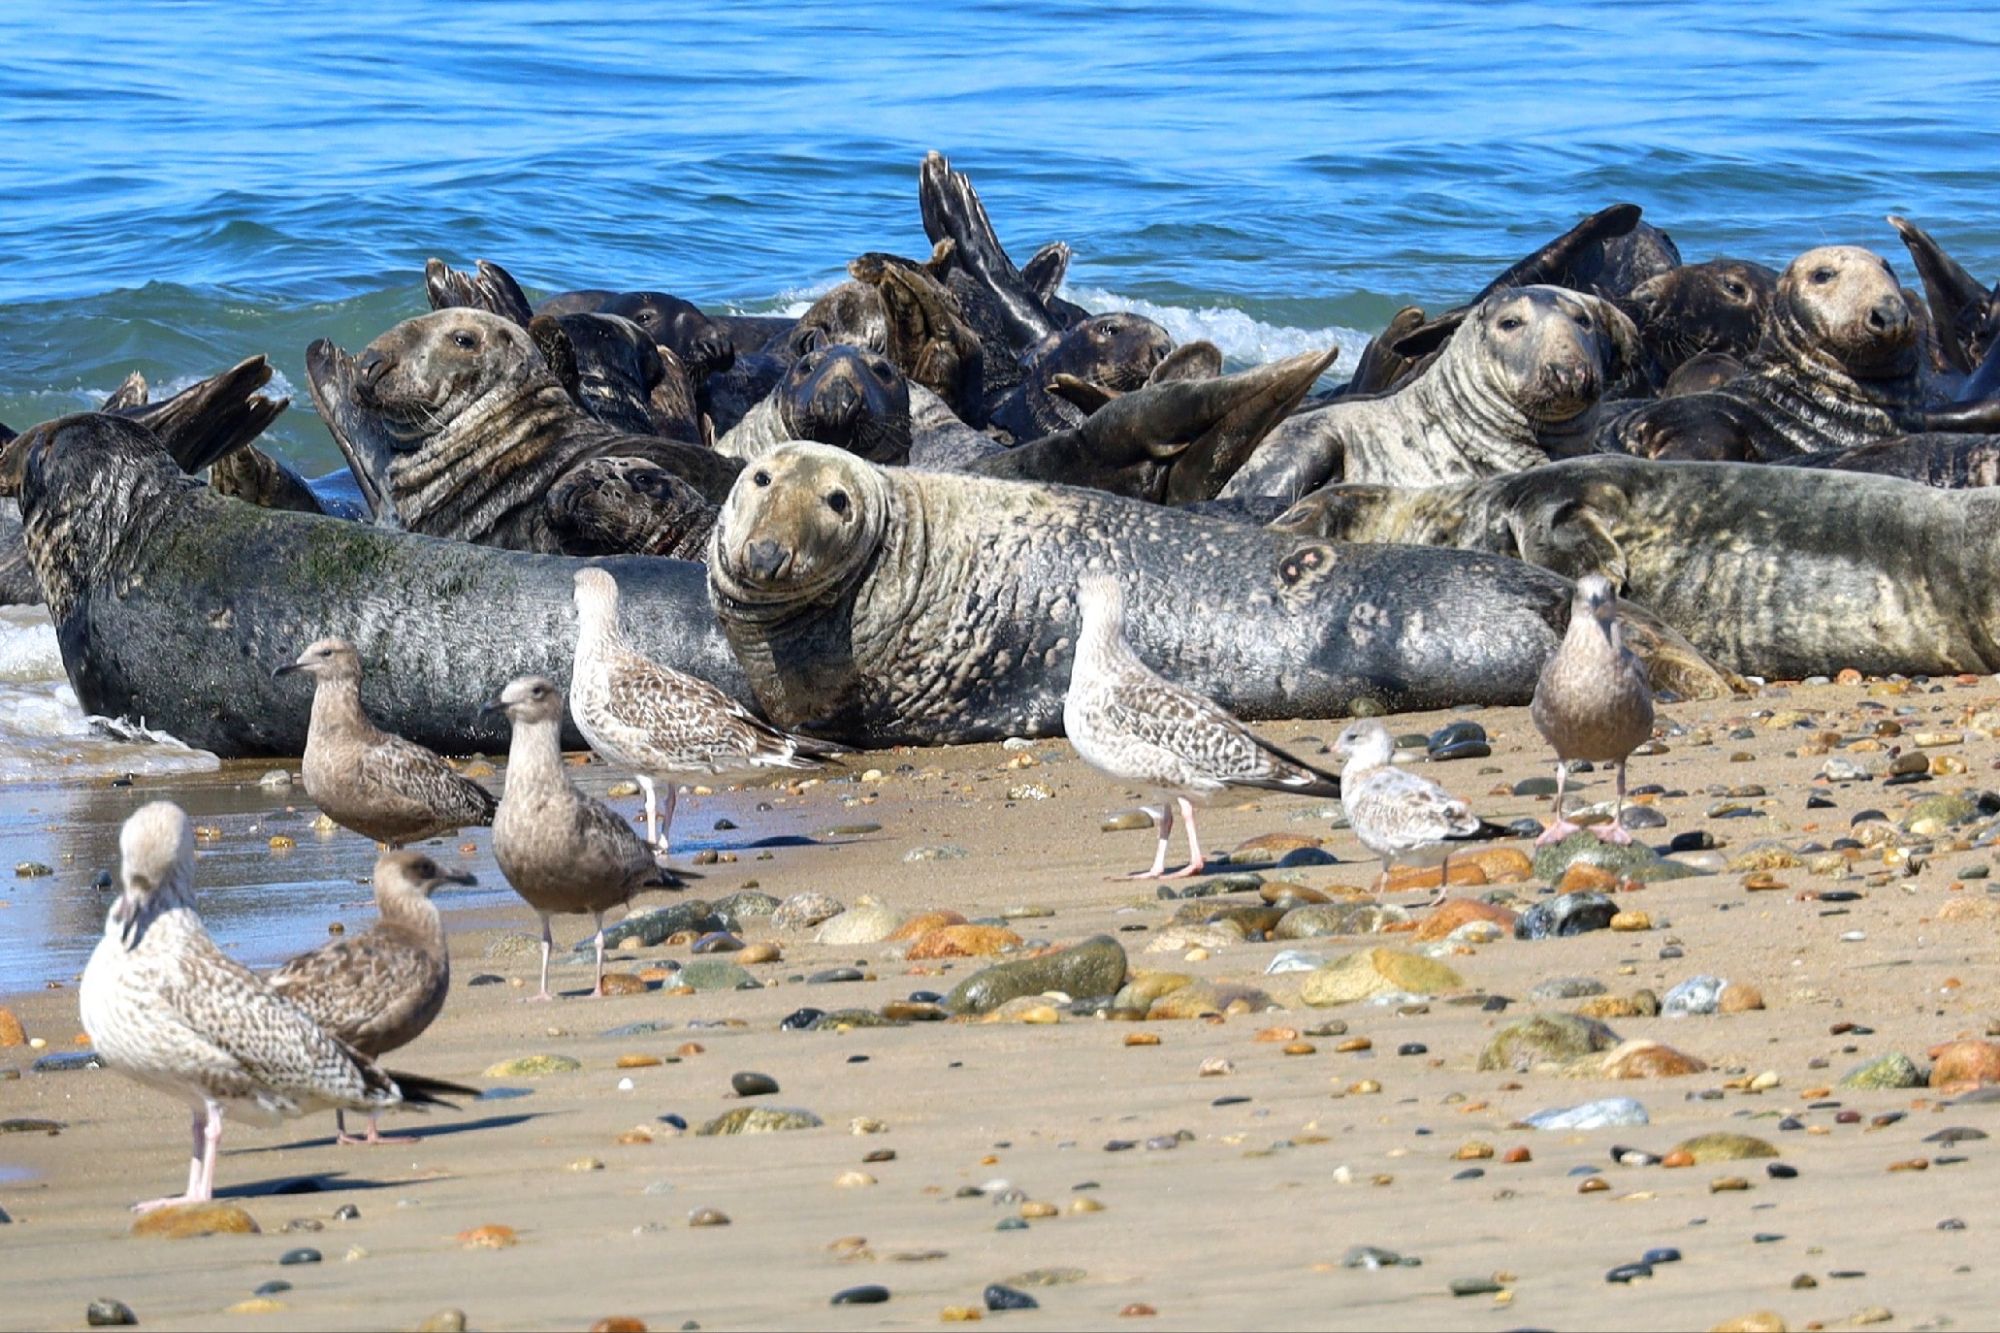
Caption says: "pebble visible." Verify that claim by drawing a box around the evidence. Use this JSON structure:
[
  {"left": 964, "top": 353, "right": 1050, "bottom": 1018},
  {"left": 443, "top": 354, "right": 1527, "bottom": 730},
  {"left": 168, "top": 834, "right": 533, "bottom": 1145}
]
[
  {"left": 688, "top": 1208, "right": 731, "bottom": 1227},
  {"left": 278, "top": 1247, "right": 321, "bottom": 1265},
  {"left": 1449, "top": 1277, "right": 1504, "bottom": 1297},
  {"left": 415, "top": 1312, "right": 468, "bottom": 1333},
  {"left": 983, "top": 1285, "right": 1039, "bottom": 1311},
  {"left": 85, "top": 1300, "right": 137, "bottom": 1327},
  {"left": 1524, "top": 1098, "right": 1650, "bottom": 1131},
  {"left": 1606, "top": 1262, "right": 1653, "bottom": 1283},
  {"left": 831, "top": 1285, "right": 890, "bottom": 1305},
  {"left": 731, "top": 1071, "right": 779, "bottom": 1097},
  {"left": 699, "top": 1107, "right": 823, "bottom": 1135}
]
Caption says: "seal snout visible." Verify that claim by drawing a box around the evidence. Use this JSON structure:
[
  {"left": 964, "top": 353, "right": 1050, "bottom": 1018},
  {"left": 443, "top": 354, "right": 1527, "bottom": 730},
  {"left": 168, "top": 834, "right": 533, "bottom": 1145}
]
[
  {"left": 741, "top": 536, "right": 791, "bottom": 582},
  {"left": 1867, "top": 295, "right": 1911, "bottom": 337}
]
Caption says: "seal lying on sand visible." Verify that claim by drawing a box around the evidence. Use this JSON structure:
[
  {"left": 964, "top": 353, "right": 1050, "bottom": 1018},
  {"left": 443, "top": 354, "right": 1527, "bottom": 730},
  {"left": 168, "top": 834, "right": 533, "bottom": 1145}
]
[
  {"left": 1270, "top": 453, "right": 2000, "bottom": 679},
  {"left": 19, "top": 413, "right": 745, "bottom": 757},
  {"left": 705, "top": 444, "right": 1732, "bottom": 745},
  {"left": 306, "top": 308, "right": 738, "bottom": 552},
  {"left": 1595, "top": 246, "right": 1944, "bottom": 461},
  {"left": 1219, "top": 285, "right": 1636, "bottom": 501}
]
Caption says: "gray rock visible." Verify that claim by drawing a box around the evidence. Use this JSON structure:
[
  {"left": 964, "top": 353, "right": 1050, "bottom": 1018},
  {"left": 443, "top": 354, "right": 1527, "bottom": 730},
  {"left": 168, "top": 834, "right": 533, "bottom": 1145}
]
[
  {"left": 904, "top": 845, "right": 970, "bottom": 862},
  {"left": 1662, "top": 975, "right": 1726, "bottom": 1017},
  {"left": 697, "top": 1106, "right": 824, "bottom": 1135},
  {"left": 1524, "top": 1097, "right": 1650, "bottom": 1131},
  {"left": 679, "top": 959, "right": 759, "bottom": 992},
  {"left": 1478, "top": 1013, "right": 1619, "bottom": 1071},
  {"left": 773, "top": 892, "right": 846, "bottom": 931},
  {"left": 1531, "top": 831, "right": 1705, "bottom": 883},
  {"left": 1514, "top": 892, "right": 1619, "bottom": 939},
  {"left": 1529, "top": 976, "right": 1607, "bottom": 1001},
  {"left": 1265, "top": 949, "right": 1327, "bottom": 976},
  {"left": 715, "top": 890, "right": 782, "bottom": 917},
  {"left": 943, "top": 935, "right": 1129, "bottom": 1015},
  {"left": 591, "top": 900, "right": 722, "bottom": 951},
  {"left": 1840, "top": 1052, "right": 1926, "bottom": 1091}
]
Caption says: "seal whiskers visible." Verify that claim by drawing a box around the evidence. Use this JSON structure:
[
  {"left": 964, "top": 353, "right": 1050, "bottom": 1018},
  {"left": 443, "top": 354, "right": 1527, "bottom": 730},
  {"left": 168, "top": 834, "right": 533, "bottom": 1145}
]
[
  {"left": 1531, "top": 574, "right": 1655, "bottom": 845},
  {"left": 1063, "top": 573, "right": 1341, "bottom": 880}
]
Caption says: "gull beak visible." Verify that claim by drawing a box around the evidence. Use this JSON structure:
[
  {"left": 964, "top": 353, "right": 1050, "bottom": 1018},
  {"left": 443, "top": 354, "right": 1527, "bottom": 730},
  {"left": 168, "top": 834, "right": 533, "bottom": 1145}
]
[
  {"left": 273, "top": 662, "right": 303, "bottom": 679},
  {"left": 111, "top": 887, "right": 145, "bottom": 948},
  {"left": 478, "top": 697, "right": 504, "bottom": 718},
  {"left": 440, "top": 868, "right": 478, "bottom": 890}
]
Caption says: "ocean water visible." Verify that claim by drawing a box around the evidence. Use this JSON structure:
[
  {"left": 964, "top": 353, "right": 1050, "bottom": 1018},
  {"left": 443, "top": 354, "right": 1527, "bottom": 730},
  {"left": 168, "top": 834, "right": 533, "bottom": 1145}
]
[{"left": 0, "top": 2, "right": 1995, "bottom": 984}]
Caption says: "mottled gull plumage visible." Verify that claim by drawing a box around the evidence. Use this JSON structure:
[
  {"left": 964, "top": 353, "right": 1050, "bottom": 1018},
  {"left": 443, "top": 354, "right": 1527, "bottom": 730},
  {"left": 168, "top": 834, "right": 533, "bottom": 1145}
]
[
  {"left": 267, "top": 850, "right": 474, "bottom": 1144},
  {"left": 1333, "top": 719, "right": 1507, "bottom": 903},
  {"left": 570, "top": 566, "right": 834, "bottom": 854},
  {"left": 486, "top": 675, "right": 674, "bottom": 1000},
  {"left": 277, "top": 638, "right": 497, "bottom": 846},
  {"left": 1064, "top": 572, "right": 1341, "bottom": 879},
  {"left": 80, "top": 802, "right": 467, "bottom": 1212},
  {"left": 1530, "top": 574, "right": 1656, "bottom": 845}
]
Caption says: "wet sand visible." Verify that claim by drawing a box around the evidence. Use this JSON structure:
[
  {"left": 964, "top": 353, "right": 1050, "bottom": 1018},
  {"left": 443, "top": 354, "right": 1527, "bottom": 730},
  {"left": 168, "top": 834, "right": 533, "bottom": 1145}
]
[{"left": 4, "top": 683, "right": 2000, "bottom": 1331}]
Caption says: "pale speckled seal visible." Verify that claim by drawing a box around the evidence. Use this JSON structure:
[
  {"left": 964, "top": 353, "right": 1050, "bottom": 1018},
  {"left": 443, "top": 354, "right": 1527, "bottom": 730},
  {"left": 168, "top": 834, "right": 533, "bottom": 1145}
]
[
  {"left": 18, "top": 412, "right": 746, "bottom": 757},
  {"left": 1271, "top": 453, "right": 2000, "bottom": 679},
  {"left": 1596, "top": 246, "right": 1944, "bottom": 461},
  {"left": 705, "top": 443, "right": 1732, "bottom": 745},
  {"left": 1220, "top": 285, "right": 1636, "bottom": 501}
]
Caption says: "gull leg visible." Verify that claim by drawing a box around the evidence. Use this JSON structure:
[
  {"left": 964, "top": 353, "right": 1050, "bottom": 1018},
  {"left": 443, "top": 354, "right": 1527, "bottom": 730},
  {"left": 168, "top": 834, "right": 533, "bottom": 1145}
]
[
  {"left": 636, "top": 774, "right": 660, "bottom": 851},
  {"left": 591, "top": 911, "right": 608, "bottom": 997},
  {"left": 1427, "top": 849, "right": 1454, "bottom": 909},
  {"left": 133, "top": 1104, "right": 211, "bottom": 1212},
  {"left": 1157, "top": 797, "right": 1207, "bottom": 879},
  {"left": 657, "top": 784, "right": 678, "bottom": 858},
  {"left": 342, "top": 1111, "right": 415, "bottom": 1146},
  {"left": 1118, "top": 804, "right": 1174, "bottom": 880},
  {"left": 1596, "top": 760, "right": 1635, "bottom": 845},
  {"left": 196, "top": 1103, "right": 222, "bottom": 1201},
  {"left": 524, "top": 914, "right": 555, "bottom": 1002},
  {"left": 1537, "top": 761, "right": 1582, "bottom": 845}
]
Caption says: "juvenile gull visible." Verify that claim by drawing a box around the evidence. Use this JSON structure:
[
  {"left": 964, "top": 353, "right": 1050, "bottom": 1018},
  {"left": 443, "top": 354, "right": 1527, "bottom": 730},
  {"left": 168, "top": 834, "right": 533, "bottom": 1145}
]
[
  {"left": 1064, "top": 573, "right": 1342, "bottom": 879},
  {"left": 486, "top": 675, "right": 674, "bottom": 1000},
  {"left": 570, "top": 566, "right": 835, "bottom": 854},
  {"left": 277, "top": 638, "right": 498, "bottom": 846},
  {"left": 79, "top": 802, "right": 467, "bottom": 1212},
  {"left": 1530, "top": 574, "right": 1656, "bottom": 845},
  {"left": 267, "top": 850, "right": 475, "bottom": 1145},
  {"left": 1333, "top": 719, "right": 1507, "bottom": 903}
]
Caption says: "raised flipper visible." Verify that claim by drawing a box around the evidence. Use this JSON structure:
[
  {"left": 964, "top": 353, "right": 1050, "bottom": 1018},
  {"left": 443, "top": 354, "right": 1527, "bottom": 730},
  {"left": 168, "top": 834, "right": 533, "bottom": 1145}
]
[
  {"left": 1888, "top": 216, "right": 1993, "bottom": 375},
  {"left": 850, "top": 245, "right": 987, "bottom": 424},
  {"left": 426, "top": 257, "right": 536, "bottom": 327},
  {"left": 918, "top": 151, "right": 1058, "bottom": 353},
  {"left": 305, "top": 339, "right": 402, "bottom": 528},
  {"left": 209, "top": 446, "right": 326, "bottom": 516},
  {"left": 127, "top": 356, "right": 288, "bottom": 475},
  {"left": 102, "top": 371, "right": 149, "bottom": 412}
]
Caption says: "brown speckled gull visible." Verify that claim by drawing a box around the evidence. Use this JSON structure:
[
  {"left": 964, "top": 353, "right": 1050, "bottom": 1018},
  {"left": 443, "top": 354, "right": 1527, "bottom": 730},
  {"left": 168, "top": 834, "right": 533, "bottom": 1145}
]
[
  {"left": 267, "top": 850, "right": 474, "bottom": 1145},
  {"left": 486, "top": 674, "right": 673, "bottom": 1000},
  {"left": 278, "top": 638, "right": 497, "bottom": 846},
  {"left": 79, "top": 802, "right": 464, "bottom": 1212},
  {"left": 570, "top": 566, "right": 833, "bottom": 854},
  {"left": 1063, "top": 573, "right": 1341, "bottom": 880},
  {"left": 1530, "top": 573, "right": 1656, "bottom": 845}
]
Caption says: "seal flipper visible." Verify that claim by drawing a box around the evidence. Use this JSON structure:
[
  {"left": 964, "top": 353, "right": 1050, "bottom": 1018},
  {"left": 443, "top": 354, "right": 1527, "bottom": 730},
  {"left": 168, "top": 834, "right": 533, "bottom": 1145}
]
[
  {"left": 1887, "top": 216, "right": 1992, "bottom": 375},
  {"left": 124, "top": 356, "right": 288, "bottom": 476},
  {"left": 1610, "top": 595, "right": 1746, "bottom": 702},
  {"left": 102, "top": 371, "right": 149, "bottom": 412},
  {"left": 849, "top": 248, "right": 987, "bottom": 424},
  {"left": 1161, "top": 347, "right": 1341, "bottom": 504},
  {"left": 426, "top": 257, "right": 536, "bottom": 327},
  {"left": 918, "top": 151, "right": 1058, "bottom": 353},
  {"left": 305, "top": 338, "right": 402, "bottom": 529}
]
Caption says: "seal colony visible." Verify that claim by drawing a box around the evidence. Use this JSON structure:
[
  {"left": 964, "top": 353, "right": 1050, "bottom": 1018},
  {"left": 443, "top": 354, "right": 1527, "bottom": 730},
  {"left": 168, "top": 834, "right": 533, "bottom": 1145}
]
[{"left": 14, "top": 149, "right": 2000, "bottom": 768}]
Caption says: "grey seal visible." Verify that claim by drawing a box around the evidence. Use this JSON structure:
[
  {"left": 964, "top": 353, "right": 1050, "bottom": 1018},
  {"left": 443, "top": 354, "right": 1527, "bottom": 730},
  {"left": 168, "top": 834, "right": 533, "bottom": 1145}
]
[
  {"left": 1272, "top": 453, "right": 2000, "bottom": 679},
  {"left": 704, "top": 443, "right": 1733, "bottom": 746},
  {"left": 1220, "top": 285, "right": 1636, "bottom": 501}
]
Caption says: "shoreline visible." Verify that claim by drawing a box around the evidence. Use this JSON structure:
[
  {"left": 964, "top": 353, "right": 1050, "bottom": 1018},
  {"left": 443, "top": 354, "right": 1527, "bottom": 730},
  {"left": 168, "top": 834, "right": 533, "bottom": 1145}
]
[{"left": 4, "top": 688, "right": 2000, "bottom": 1329}]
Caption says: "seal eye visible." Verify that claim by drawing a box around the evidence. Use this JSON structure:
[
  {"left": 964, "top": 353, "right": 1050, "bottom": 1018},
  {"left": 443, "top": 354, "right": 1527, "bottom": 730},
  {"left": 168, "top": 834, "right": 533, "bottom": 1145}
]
[
  {"left": 753, "top": 470, "right": 772, "bottom": 488},
  {"left": 1725, "top": 280, "right": 1747, "bottom": 298},
  {"left": 452, "top": 331, "right": 477, "bottom": 350},
  {"left": 1810, "top": 268, "right": 1836, "bottom": 285},
  {"left": 1497, "top": 316, "right": 1524, "bottom": 333},
  {"left": 869, "top": 359, "right": 893, "bottom": 380},
  {"left": 1575, "top": 312, "right": 1593, "bottom": 330},
  {"left": 825, "top": 490, "right": 850, "bottom": 517}
]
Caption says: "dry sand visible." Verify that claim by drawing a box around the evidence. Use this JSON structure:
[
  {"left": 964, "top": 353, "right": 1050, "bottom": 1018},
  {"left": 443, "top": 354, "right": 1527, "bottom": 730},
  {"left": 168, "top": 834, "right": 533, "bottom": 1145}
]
[{"left": 5, "top": 682, "right": 2000, "bottom": 1331}]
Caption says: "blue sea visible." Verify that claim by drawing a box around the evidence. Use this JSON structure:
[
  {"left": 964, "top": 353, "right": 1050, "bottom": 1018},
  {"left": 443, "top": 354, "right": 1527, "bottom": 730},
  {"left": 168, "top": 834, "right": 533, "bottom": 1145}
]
[{"left": 0, "top": 0, "right": 1995, "bottom": 987}]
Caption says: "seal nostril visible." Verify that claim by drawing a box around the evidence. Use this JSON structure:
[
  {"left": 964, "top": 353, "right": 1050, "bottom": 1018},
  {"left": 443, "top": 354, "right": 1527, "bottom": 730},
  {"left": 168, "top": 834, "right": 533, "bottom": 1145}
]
[{"left": 744, "top": 538, "right": 788, "bottom": 581}]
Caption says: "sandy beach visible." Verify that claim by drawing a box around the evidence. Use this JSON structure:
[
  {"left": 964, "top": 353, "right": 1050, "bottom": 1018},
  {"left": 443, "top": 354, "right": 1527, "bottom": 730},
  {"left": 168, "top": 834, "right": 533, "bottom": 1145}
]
[{"left": 4, "top": 682, "right": 2000, "bottom": 1331}]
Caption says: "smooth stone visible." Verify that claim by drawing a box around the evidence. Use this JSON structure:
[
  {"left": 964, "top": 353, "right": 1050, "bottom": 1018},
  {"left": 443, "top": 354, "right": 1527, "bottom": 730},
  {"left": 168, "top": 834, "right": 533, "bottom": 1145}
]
[
  {"left": 596, "top": 901, "right": 723, "bottom": 950},
  {"left": 1341, "top": 1245, "right": 1418, "bottom": 1270},
  {"left": 809, "top": 1008, "right": 903, "bottom": 1030},
  {"left": 482, "top": 1054, "right": 580, "bottom": 1078},
  {"left": 816, "top": 905, "right": 905, "bottom": 946},
  {"left": 772, "top": 892, "right": 846, "bottom": 931},
  {"left": 1529, "top": 976, "right": 1607, "bottom": 1001},
  {"left": 698, "top": 1106, "right": 823, "bottom": 1135},
  {"left": 731, "top": 1072, "right": 779, "bottom": 1097},
  {"left": 131, "top": 1202, "right": 260, "bottom": 1238},
  {"left": 1265, "top": 949, "right": 1326, "bottom": 976},
  {"left": 904, "top": 844, "right": 969, "bottom": 862},
  {"left": 983, "top": 1285, "right": 1039, "bottom": 1311},
  {"left": 1515, "top": 892, "right": 1619, "bottom": 939},
  {"left": 690, "top": 932, "right": 744, "bottom": 954},
  {"left": 680, "top": 960, "right": 759, "bottom": 992},
  {"left": 1662, "top": 975, "right": 1726, "bottom": 1017},
  {"left": 1673, "top": 1132, "right": 1778, "bottom": 1163},
  {"left": 1449, "top": 1277, "right": 1504, "bottom": 1297},
  {"left": 780, "top": 1008, "right": 825, "bottom": 1030},
  {"left": 31, "top": 1051, "right": 102, "bottom": 1073},
  {"left": 1513, "top": 776, "right": 1560, "bottom": 797},
  {"left": 476, "top": 1086, "right": 533, "bottom": 1101},
  {"left": 714, "top": 890, "right": 782, "bottom": 918},
  {"left": 1531, "top": 831, "right": 1703, "bottom": 883},
  {"left": 1839, "top": 1053, "right": 1924, "bottom": 1091},
  {"left": 1479, "top": 1014, "right": 1619, "bottom": 1071},
  {"left": 415, "top": 1311, "right": 469, "bottom": 1333},
  {"left": 1299, "top": 948, "right": 1463, "bottom": 1007},
  {"left": 278, "top": 1247, "right": 320, "bottom": 1265},
  {"left": 85, "top": 1300, "right": 137, "bottom": 1327},
  {"left": 1277, "top": 903, "right": 1406, "bottom": 938},
  {"left": 1644, "top": 1248, "right": 1682, "bottom": 1265},
  {"left": 1524, "top": 1098, "right": 1650, "bottom": 1131},
  {"left": 1620, "top": 806, "right": 1668, "bottom": 830},
  {"left": 1606, "top": 1262, "right": 1653, "bottom": 1283},
  {"left": 808, "top": 967, "right": 866, "bottom": 985},
  {"left": 830, "top": 1285, "right": 890, "bottom": 1305},
  {"left": 943, "top": 936, "right": 1128, "bottom": 1016}
]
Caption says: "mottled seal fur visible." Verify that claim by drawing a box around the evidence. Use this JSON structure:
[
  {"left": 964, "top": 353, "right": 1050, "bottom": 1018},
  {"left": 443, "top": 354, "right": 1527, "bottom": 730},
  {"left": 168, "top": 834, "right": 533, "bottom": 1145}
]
[
  {"left": 716, "top": 333, "right": 913, "bottom": 465},
  {"left": 306, "top": 308, "right": 738, "bottom": 554},
  {"left": 1271, "top": 453, "right": 2000, "bottom": 679},
  {"left": 1221, "top": 285, "right": 1637, "bottom": 501},
  {"left": 1596, "top": 246, "right": 1941, "bottom": 461},
  {"left": 705, "top": 443, "right": 1732, "bottom": 746},
  {"left": 1623, "top": 258, "right": 1778, "bottom": 390},
  {"left": 19, "top": 413, "right": 744, "bottom": 757}
]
